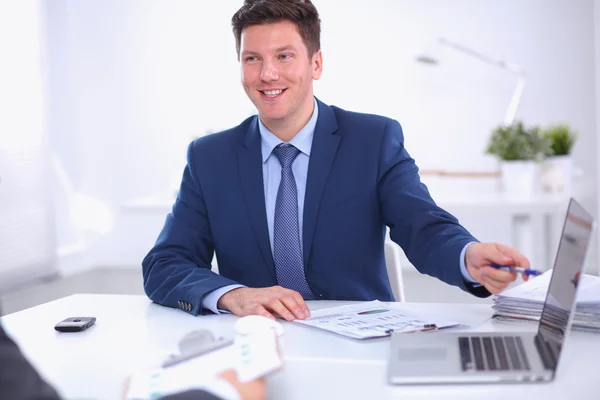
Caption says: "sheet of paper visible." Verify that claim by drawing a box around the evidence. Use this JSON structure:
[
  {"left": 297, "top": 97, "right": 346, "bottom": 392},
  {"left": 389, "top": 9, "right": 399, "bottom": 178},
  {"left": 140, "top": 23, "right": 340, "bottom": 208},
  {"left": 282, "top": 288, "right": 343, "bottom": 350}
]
[
  {"left": 235, "top": 329, "right": 282, "bottom": 382},
  {"left": 127, "top": 346, "right": 235, "bottom": 400},
  {"left": 127, "top": 329, "right": 282, "bottom": 400},
  {"left": 294, "top": 300, "right": 459, "bottom": 339}
]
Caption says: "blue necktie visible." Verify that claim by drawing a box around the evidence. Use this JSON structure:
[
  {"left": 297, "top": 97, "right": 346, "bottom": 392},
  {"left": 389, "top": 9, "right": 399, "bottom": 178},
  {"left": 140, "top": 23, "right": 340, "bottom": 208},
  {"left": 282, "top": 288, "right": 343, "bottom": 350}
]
[{"left": 272, "top": 144, "right": 315, "bottom": 299}]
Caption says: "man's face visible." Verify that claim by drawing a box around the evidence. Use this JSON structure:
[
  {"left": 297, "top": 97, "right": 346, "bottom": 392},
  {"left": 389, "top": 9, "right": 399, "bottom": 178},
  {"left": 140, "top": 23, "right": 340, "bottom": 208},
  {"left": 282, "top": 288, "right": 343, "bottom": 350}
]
[{"left": 240, "top": 20, "right": 322, "bottom": 125}]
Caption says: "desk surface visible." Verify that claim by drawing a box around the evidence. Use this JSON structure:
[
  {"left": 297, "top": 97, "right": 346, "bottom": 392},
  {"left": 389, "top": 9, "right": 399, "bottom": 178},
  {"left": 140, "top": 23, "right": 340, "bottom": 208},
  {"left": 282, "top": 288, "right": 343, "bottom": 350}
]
[{"left": 1, "top": 294, "right": 598, "bottom": 400}]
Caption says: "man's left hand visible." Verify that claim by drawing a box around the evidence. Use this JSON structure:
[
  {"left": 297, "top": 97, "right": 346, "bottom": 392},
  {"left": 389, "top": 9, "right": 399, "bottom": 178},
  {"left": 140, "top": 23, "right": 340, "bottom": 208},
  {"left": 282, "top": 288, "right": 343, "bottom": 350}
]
[{"left": 465, "top": 242, "right": 531, "bottom": 294}]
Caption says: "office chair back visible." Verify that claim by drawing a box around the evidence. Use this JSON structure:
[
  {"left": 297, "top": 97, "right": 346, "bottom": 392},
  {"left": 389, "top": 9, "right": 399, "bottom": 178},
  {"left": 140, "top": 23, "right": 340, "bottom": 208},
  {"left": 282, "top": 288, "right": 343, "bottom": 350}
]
[{"left": 384, "top": 240, "right": 406, "bottom": 302}]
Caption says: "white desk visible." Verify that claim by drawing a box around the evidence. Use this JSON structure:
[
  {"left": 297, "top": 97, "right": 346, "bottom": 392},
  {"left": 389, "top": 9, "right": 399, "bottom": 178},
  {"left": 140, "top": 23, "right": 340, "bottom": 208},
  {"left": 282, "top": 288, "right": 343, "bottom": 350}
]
[{"left": 2, "top": 294, "right": 598, "bottom": 400}]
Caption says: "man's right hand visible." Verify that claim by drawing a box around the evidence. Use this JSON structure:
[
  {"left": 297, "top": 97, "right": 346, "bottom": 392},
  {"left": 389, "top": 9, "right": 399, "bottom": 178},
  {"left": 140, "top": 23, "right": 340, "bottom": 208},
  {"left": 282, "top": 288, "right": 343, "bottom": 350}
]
[{"left": 217, "top": 286, "right": 310, "bottom": 321}]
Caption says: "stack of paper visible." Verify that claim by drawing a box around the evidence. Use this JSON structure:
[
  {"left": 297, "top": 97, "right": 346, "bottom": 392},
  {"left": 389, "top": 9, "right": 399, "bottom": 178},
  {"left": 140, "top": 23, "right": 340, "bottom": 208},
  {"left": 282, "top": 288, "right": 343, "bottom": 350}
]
[{"left": 493, "top": 270, "right": 600, "bottom": 333}]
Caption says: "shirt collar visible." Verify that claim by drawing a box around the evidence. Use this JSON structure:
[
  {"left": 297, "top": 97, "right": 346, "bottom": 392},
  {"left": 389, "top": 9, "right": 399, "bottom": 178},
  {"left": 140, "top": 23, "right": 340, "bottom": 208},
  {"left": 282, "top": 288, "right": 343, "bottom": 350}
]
[{"left": 258, "top": 97, "right": 319, "bottom": 163}]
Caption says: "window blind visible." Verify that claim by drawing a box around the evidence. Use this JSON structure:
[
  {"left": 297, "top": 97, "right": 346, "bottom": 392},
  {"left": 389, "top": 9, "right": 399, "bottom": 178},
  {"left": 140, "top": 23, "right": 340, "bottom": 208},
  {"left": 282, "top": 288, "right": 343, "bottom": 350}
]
[{"left": 0, "top": 0, "right": 57, "bottom": 294}]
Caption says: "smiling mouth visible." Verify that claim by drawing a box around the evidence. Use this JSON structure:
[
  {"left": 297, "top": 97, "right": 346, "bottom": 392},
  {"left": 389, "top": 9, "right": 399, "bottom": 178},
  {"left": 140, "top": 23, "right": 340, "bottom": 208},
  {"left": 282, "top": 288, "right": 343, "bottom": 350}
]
[{"left": 260, "top": 89, "right": 286, "bottom": 99}]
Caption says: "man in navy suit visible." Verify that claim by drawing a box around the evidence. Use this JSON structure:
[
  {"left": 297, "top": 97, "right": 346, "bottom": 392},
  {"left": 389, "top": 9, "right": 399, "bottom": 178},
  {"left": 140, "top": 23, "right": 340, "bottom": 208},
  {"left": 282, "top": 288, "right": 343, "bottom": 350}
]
[{"left": 143, "top": 0, "right": 530, "bottom": 321}]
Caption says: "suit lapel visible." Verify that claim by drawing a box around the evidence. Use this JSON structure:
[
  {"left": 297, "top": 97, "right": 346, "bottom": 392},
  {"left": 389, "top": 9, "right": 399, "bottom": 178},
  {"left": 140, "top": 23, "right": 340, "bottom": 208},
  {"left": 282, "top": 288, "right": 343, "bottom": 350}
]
[
  {"left": 303, "top": 100, "right": 340, "bottom": 267},
  {"left": 238, "top": 118, "right": 276, "bottom": 282}
]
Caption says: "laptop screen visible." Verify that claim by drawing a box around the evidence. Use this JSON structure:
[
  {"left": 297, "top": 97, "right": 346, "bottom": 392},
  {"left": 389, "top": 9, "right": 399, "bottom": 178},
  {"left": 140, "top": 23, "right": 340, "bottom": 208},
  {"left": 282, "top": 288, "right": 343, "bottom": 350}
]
[{"left": 536, "top": 198, "right": 594, "bottom": 366}]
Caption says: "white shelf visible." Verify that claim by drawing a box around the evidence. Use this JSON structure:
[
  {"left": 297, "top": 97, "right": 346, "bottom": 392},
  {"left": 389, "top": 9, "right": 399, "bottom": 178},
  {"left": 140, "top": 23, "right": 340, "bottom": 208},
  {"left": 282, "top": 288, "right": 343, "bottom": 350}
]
[{"left": 123, "top": 191, "right": 570, "bottom": 215}]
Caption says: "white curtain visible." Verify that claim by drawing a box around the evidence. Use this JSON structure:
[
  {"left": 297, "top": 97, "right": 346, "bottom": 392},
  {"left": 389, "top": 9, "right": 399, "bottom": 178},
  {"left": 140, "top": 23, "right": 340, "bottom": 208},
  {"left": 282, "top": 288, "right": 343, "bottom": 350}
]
[{"left": 0, "top": 0, "right": 57, "bottom": 294}]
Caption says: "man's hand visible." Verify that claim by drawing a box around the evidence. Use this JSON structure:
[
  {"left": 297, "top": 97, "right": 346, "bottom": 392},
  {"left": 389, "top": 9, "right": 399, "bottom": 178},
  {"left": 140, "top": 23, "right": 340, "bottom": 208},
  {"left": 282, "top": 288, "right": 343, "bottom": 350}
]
[
  {"left": 465, "top": 242, "right": 531, "bottom": 294},
  {"left": 220, "top": 370, "right": 266, "bottom": 400},
  {"left": 217, "top": 286, "right": 311, "bottom": 321}
]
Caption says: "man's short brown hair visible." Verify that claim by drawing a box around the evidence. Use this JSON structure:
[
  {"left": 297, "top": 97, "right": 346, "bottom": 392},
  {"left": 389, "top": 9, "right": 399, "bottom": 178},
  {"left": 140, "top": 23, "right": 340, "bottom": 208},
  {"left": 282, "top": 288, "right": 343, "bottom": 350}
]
[{"left": 231, "top": 0, "right": 321, "bottom": 59}]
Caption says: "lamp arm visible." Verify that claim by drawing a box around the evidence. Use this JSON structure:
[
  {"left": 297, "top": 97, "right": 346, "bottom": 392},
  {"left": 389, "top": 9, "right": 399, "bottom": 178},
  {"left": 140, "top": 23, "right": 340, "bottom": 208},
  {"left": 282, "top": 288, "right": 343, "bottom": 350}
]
[
  {"left": 503, "top": 76, "right": 526, "bottom": 126},
  {"left": 439, "top": 38, "right": 525, "bottom": 126},
  {"left": 439, "top": 38, "right": 524, "bottom": 75}
]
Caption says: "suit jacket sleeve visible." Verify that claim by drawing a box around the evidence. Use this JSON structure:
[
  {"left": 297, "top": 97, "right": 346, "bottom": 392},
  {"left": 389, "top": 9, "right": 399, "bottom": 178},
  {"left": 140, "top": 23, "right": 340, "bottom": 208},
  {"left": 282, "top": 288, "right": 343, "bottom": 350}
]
[
  {"left": 378, "top": 119, "right": 490, "bottom": 297},
  {"left": 142, "top": 141, "right": 241, "bottom": 315},
  {"left": 0, "top": 324, "right": 61, "bottom": 400}
]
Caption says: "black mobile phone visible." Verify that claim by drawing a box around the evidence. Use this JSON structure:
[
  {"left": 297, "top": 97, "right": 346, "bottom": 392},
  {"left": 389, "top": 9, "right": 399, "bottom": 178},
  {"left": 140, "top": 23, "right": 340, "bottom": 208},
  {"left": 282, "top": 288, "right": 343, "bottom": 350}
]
[{"left": 54, "top": 317, "right": 96, "bottom": 332}]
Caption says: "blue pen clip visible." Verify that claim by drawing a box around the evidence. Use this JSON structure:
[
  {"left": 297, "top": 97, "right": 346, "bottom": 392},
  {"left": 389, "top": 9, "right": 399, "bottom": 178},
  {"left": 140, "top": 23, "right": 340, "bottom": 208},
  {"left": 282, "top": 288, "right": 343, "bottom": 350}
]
[{"left": 491, "top": 263, "right": 542, "bottom": 276}]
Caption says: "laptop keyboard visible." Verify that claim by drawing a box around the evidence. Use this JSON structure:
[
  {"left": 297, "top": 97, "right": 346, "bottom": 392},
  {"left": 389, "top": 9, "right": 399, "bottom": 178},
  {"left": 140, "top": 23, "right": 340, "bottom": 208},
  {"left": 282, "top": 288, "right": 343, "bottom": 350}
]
[{"left": 459, "top": 336, "right": 531, "bottom": 372}]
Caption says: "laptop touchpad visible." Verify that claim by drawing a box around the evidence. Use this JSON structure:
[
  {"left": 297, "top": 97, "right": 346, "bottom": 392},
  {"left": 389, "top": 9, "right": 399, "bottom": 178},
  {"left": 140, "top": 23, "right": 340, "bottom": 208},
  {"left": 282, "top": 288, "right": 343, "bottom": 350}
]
[{"left": 398, "top": 347, "right": 447, "bottom": 361}]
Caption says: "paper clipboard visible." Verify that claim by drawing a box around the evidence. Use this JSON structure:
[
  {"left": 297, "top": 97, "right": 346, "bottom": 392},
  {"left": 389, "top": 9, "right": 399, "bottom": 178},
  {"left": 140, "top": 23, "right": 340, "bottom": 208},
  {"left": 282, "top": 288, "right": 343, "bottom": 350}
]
[{"left": 127, "top": 329, "right": 282, "bottom": 400}]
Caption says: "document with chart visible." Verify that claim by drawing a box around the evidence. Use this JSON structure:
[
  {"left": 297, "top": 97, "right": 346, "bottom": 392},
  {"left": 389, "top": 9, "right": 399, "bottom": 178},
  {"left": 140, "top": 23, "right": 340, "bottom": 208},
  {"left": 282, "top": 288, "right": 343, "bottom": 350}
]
[{"left": 294, "top": 300, "right": 459, "bottom": 339}]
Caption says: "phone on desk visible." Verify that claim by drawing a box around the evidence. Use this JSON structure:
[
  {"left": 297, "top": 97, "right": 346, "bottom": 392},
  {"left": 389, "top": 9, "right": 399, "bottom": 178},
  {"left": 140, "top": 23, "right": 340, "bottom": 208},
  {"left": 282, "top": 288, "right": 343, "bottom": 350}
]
[{"left": 54, "top": 317, "right": 96, "bottom": 332}]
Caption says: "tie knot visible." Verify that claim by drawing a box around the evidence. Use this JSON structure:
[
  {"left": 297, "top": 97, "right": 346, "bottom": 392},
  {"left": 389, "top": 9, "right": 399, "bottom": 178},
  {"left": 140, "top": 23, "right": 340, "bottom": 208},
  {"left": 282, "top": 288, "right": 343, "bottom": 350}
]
[{"left": 273, "top": 144, "right": 300, "bottom": 169}]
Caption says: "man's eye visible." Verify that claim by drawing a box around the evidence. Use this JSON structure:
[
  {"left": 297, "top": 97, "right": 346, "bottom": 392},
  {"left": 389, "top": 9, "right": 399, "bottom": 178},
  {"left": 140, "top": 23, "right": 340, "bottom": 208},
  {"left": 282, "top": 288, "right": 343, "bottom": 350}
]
[
  {"left": 245, "top": 56, "right": 257, "bottom": 62},
  {"left": 279, "top": 54, "right": 292, "bottom": 60}
]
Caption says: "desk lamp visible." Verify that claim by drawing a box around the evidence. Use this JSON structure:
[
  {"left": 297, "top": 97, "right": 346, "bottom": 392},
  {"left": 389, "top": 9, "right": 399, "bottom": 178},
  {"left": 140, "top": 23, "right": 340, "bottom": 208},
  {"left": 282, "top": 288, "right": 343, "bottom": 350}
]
[{"left": 416, "top": 37, "right": 525, "bottom": 127}]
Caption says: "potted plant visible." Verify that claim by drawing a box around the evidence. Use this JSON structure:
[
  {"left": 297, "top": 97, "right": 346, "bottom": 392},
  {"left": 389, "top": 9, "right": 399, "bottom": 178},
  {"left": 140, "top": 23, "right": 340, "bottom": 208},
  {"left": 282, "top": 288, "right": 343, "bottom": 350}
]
[
  {"left": 541, "top": 123, "right": 578, "bottom": 193},
  {"left": 486, "top": 121, "right": 551, "bottom": 194}
]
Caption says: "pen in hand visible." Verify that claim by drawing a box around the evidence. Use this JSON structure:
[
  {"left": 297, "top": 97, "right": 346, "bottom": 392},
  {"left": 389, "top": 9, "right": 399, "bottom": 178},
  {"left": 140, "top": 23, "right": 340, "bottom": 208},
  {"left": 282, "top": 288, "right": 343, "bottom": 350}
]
[{"left": 491, "top": 263, "right": 542, "bottom": 276}]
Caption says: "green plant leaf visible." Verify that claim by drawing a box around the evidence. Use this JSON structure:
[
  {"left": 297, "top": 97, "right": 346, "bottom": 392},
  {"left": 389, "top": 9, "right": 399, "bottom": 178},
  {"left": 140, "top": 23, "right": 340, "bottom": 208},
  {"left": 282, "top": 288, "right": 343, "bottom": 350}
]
[
  {"left": 542, "top": 124, "right": 577, "bottom": 156},
  {"left": 486, "top": 121, "right": 551, "bottom": 161}
]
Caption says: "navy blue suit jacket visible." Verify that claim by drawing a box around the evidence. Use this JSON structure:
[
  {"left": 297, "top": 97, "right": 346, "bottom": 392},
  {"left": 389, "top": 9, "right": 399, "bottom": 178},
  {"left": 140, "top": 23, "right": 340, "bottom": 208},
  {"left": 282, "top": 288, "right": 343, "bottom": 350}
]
[{"left": 142, "top": 99, "right": 490, "bottom": 314}]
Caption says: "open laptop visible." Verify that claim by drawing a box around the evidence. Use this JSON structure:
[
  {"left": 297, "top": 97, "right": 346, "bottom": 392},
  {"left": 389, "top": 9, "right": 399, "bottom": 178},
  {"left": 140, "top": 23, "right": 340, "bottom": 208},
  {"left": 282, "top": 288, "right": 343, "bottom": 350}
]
[{"left": 388, "top": 198, "right": 595, "bottom": 384}]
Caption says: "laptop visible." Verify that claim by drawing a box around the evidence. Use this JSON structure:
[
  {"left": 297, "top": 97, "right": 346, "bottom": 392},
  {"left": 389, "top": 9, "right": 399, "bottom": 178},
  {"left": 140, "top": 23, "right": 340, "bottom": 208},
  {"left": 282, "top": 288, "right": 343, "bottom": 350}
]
[{"left": 388, "top": 198, "right": 595, "bottom": 384}]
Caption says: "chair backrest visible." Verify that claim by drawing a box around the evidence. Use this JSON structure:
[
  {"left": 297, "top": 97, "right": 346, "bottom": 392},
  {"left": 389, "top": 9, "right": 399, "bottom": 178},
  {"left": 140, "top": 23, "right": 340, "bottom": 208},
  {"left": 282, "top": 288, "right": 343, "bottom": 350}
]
[{"left": 384, "top": 240, "right": 406, "bottom": 302}]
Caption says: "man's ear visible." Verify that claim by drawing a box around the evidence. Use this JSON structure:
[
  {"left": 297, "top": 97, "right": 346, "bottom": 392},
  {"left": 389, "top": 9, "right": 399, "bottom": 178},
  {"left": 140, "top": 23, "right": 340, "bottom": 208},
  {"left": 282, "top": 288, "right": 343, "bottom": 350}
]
[{"left": 312, "top": 50, "right": 323, "bottom": 80}]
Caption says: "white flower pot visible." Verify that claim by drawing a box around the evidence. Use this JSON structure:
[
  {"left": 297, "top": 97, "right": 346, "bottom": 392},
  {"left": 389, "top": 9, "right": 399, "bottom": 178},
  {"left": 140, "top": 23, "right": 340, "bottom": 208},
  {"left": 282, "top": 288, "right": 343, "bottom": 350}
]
[
  {"left": 541, "top": 155, "right": 573, "bottom": 193},
  {"left": 500, "top": 160, "right": 538, "bottom": 195}
]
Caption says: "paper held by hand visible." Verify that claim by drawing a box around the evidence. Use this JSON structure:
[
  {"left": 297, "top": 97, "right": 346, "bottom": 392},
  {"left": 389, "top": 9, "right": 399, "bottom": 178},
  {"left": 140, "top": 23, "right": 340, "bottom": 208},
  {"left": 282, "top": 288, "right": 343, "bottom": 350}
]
[{"left": 126, "top": 328, "right": 282, "bottom": 400}]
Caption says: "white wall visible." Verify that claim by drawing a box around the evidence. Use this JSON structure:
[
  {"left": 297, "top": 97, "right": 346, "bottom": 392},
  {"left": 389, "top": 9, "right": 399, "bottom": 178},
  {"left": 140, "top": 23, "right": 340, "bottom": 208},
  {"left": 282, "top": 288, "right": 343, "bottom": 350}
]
[{"left": 43, "top": 0, "right": 598, "bottom": 273}]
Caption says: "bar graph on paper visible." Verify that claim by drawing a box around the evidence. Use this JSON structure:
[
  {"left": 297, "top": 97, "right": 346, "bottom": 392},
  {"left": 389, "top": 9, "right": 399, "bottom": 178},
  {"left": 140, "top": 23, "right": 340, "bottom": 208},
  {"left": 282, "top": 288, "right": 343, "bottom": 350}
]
[{"left": 294, "top": 300, "right": 459, "bottom": 339}]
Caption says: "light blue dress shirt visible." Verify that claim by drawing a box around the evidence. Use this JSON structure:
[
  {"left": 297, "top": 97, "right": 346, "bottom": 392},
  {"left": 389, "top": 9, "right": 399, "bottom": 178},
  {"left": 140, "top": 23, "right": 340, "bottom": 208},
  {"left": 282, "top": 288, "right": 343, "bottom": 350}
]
[
  {"left": 259, "top": 101, "right": 317, "bottom": 254},
  {"left": 202, "top": 99, "right": 318, "bottom": 313},
  {"left": 460, "top": 242, "right": 480, "bottom": 285},
  {"left": 202, "top": 99, "right": 478, "bottom": 313}
]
